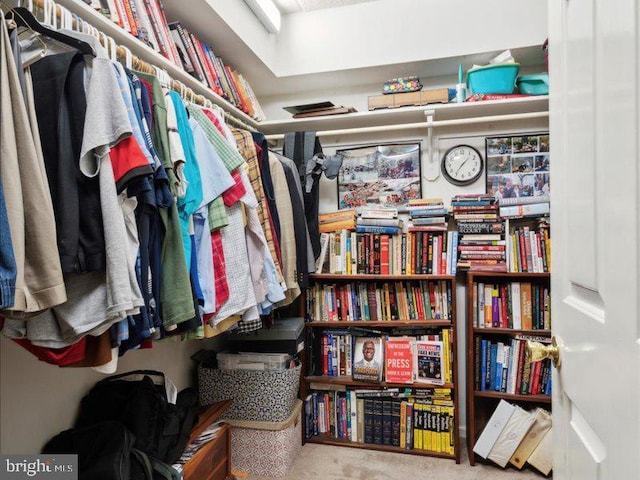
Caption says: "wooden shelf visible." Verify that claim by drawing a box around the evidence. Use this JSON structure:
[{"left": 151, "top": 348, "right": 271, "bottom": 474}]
[
  {"left": 305, "top": 376, "right": 454, "bottom": 390},
  {"left": 465, "top": 270, "right": 553, "bottom": 467},
  {"left": 472, "top": 328, "right": 551, "bottom": 336},
  {"left": 305, "top": 235, "right": 461, "bottom": 462},
  {"left": 473, "top": 391, "right": 551, "bottom": 404},
  {"left": 310, "top": 274, "right": 456, "bottom": 281},
  {"left": 306, "top": 436, "right": 456, "bottom": 460},
  {"left": 465, "top": 271, "right": 550, "bottom": 279},
  {"left": 307, "top": 320, "right": 452, "bottom": 328}
]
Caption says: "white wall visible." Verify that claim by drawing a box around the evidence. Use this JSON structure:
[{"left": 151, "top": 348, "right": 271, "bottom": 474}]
[
  {"left": 274, "top": 0, "right": 547, "bottom": 77},
  {"left": 0, "top": 336, "right": 224, "bottom": 454}
]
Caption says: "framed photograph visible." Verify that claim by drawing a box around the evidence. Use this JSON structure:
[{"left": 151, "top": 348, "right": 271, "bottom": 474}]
[
  {"left": 485, "top": 133, "right": 550, "bottom": 205},
  {"left": 337, "top": 143, "right": 422, "bottom": 209},
  {"left": 352, "top": 337, "right": 384, "bottom": 383}
]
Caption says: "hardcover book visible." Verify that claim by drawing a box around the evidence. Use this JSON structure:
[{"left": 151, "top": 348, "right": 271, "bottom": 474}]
[
  {"left": 352, "top": 337, "right": 384, "bottom": 383},
  {"left": 473, "top": 399, "right": 516, "bottom": 459},
  {"left": 384, "top": 338, "right": 414, "bottom": 384},
  {"left": 414, "top": 341, "right": 445, "bottom": 385}
]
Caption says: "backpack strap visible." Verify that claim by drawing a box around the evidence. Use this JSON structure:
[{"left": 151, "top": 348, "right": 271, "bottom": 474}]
[{"left": 130, "top": 448, "right": 154, "bottom": 480}]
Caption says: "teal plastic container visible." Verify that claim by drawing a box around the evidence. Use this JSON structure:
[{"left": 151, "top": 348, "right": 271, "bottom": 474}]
[
  {"left": 516, "top": 73, "right": 549, "bottom": 95},
  {"left": 466, "top": 62, "right": 520, "bottom": 94}
]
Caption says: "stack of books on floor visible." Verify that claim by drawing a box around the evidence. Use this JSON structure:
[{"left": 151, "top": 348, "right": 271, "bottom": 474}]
[
  {"left": 451, "top": 194, "right": 506, "bottom": 272},
  {"left": 473, "top": 400, "right": 552, "bottom": 476}
]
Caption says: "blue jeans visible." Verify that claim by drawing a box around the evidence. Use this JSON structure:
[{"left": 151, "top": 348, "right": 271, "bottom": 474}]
[{"left": 0, "top": 171, "right": 17, "bottom": 309}]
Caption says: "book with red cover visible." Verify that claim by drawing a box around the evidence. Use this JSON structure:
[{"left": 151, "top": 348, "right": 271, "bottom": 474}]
[
  {"left": 380, "top": 235, "right": 390, "bottom": 275},
  {"left": 384, "top": 338, "right": 414, "bottom": 384}
]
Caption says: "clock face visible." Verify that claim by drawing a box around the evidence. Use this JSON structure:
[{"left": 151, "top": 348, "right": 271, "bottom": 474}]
[{"left": 441, "top": 145, "right": 484, "bottom": 186}]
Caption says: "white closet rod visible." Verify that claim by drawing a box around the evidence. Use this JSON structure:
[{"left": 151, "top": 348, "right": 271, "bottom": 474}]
[{"left": 264, "top": 111, "right": 549, "bottom": 141}]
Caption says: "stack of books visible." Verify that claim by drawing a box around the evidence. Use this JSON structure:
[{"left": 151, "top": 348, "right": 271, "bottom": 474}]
[
  {"left": 406, "top": 198, "right": 448, "bottom": 230},
  {"left": 283, "top": 101, "right": 357, "bottom": 118},
  {"left": 473, "top": 400, "right": 552, "bottom": 475},
  {"left": 318, "top": 209, "right": 356, "bottom": 234},
  {"left": 355, "top": 207, "right": 401, "bottom": 235},
  {"left": 86, "top": 0, "right": 265, "bottom": 120},
  {"left": 451, "top": 194, "right": 506, "bottom": 272}
]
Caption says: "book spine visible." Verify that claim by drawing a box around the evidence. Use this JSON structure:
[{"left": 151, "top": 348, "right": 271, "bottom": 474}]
[{"left": 174, "top": 24, "right": 204, "bottom": 81}]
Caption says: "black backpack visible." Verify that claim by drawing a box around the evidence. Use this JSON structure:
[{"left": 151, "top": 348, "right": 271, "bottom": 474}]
[
  {"left": 43, "top": 421, "right": 180, "bottom": 480},
  {"left": 74, "top": 370, "right": 199, "bottom": 465},
  {"left": 42, "top": 421, "right": 134, "bottom": 480}
]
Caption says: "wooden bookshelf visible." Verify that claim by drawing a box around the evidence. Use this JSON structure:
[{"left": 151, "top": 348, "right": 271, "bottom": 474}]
[
  {"left": 303, "top": 274, "right": 460, "bottom": 463},
  {"left": 466, "top": 270, "right": 553, "bottom": 467},
  {"left": 306, "top": 435, "right": 457, "bottom": 460}
]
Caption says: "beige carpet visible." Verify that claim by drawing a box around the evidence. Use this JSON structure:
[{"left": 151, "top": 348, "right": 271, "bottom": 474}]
[{"left": 243, "top": 443, "right": 549, "bottom": 480}]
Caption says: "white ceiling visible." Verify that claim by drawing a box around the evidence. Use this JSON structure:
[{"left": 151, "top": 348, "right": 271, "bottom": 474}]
[{"left": 273, "top": 0, "right": 380, "bottom": 14}]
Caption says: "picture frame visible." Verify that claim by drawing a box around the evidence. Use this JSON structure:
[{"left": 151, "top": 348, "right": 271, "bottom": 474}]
[
  {"left": 485, "top": 133, "right": 550, "bottom": 205},
  {"left": 352, "top": 337, "right": 384, "bottom": 383},
  {"left": 336, "top": 143, "right": 422, "bottom": 209}
]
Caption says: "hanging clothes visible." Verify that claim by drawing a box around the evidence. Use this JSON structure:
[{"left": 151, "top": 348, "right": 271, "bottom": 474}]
[
  {"left": 282, "top": 131, "right": 324, "bottom": 259},
  {"left": 0, "top": 19, "right": 66, "bottom": 313}
]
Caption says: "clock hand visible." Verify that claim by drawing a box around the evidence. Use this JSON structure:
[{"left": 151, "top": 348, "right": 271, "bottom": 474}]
[{"left": 455, "top": 157, "right": 469, "bottom": 174}]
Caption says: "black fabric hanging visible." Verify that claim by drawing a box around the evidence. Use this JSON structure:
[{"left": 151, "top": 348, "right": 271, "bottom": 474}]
[{"left": 282, "top": 131, "right": 323, "bottom": 259}]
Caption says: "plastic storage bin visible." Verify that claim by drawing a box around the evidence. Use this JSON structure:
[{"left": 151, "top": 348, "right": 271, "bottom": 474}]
[
  {"left": 516, "top": 73, "right": 549, "bottom": 95},
  {"left": 228, "top": 400, "right": 302, "bottom": 477},
  {"left": 216, "top": 352, "right": 290, "bottom": 371},
  {"left": 466, "top": 63, "right": 520, "bottom": 94},
  {"left": 198, "top": 364, "right": 301, "bottom": 422}
]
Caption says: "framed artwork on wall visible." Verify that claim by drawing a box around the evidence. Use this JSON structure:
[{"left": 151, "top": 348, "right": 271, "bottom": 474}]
[
  {"left": 485, "top": 133, "right": 550, "bottom": 204},
  {"left": 336, "top": 143, "right": 422, "bottom": 209}
]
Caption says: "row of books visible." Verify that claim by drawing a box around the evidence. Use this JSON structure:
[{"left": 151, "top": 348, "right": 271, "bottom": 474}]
[
  {"left": 473, "top": 400, "right": 552, "bottom": 475},
  {"left": 304, "top": 389, "right": 455, "bottom": 454},
  {"left": 475, "top": 336, "right": 552, "bottom": 396},
  {"left": 317, "top": 333, "right": 453, "bottom": 385},
  {"left": 505, "top": 219, "right": 551, "bottom": 273},
  {"left": 86, "top": 0, "right": 265, "bottom": 119},
  {"left": 317, "top": 230, "right": 459, "bottom": 276},
  {"left": 472, "top": 281, "right": 551, "bottom": 330},
  {"left": 306, "top": 280, "right": 453, "bottom": 323}
]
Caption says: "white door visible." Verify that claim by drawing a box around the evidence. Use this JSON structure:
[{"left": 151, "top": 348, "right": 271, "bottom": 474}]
[{"left": 549, "top": 0, "right": 640, "bottom": 478}]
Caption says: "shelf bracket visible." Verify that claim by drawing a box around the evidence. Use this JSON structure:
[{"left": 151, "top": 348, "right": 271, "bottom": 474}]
[{"left": 422, "top": 110, "right": 440, "bottom": 182}]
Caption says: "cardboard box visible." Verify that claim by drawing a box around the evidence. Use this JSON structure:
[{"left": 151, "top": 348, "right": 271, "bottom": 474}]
[{"left": 368, "top": 88, "right": 449, "bottom": 110}]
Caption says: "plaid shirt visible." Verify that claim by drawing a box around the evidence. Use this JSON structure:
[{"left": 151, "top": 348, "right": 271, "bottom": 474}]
[
  {"left": 232, "top": 129, "right": 285, "bottom": 284},
  {"left": 207, "top": 197, "right": 228, "bottom": 231},
  {"left": 210, "top": 230, "right": 229, "bottom": 312}
]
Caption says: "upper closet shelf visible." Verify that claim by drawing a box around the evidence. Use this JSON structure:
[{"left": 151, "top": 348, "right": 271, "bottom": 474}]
[
  {"left": 57, "top": 0, "right": 261, "bottom": 129},
  {"left": 259, "top": 96, "right": 548, "bottom": 136}
]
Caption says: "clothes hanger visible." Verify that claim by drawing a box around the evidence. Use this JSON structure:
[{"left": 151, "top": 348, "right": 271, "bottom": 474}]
[{"left": 7, "top": 6, "right": 95, "bottom": 56}]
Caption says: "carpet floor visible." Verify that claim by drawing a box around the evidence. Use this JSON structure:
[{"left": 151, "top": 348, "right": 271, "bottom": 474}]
[{"left": 241, "top": 442, "right": 550, "bottom": 480}]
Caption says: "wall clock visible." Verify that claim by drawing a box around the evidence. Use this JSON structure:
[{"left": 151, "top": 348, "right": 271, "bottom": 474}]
[{"left": 441, "top": 145, "right": 484, "bottom": 186}]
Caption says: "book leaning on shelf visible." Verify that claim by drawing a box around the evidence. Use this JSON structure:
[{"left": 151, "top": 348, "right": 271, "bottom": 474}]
[{"left": 473, "top": 400, "right": 552, "bottom": 475}]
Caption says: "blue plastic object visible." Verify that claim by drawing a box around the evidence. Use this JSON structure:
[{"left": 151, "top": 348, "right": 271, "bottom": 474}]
[
  {"left": 516, "top": 73, "right": 549, "bottom": 95},
  {"left": 466, "top": 63, "right": 520, "bottom": 95}
]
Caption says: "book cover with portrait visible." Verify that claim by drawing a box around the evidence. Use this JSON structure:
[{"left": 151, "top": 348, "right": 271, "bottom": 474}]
[
  {"left": 352, "top": 337, "right": 383, "bottom": 383},
  {"left": 414, "top": 340, "right": 445, "bottom": 385}
]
